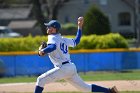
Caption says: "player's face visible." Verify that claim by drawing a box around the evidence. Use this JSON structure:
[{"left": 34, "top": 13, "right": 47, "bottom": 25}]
[{"left": 47, "top": 27, "right": 57, "bottom": 35}]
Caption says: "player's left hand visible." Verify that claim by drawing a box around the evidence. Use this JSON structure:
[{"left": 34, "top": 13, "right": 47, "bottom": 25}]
[
  {"left": 78, "top": 16, "right": 84, "bottom": 30},
  {"left": 38, "top": 41, "right": 47, "bottom": 56}
]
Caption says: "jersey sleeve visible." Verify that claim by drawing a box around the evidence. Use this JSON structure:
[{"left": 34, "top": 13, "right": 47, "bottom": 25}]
[
  {"left": 63, "top": 37, "right": 76, "bottom": 47},
  {"left": 47, "top": 35, "right": 56, "bottom": 45}
]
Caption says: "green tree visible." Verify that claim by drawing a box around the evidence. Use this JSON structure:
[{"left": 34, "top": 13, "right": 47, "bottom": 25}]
[
  {"left": 83, "top": 5, "right": 111, "bottom": 35},
  {"left": 32, "top": 0, "right": 70, "bottom": 35},
  {"left": 32, "top": 0, "right": 46, "bottom": 35}
]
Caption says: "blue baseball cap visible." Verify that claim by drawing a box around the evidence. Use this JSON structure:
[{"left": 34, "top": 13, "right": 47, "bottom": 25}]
[{"left": 44, "top": 20, "right": 61, "bottom": 30}]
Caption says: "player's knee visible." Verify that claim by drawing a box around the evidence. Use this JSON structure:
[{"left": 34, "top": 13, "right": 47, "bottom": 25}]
[
  {"left": 36, "top": 76, "right": 45, "bottom": 87},
  {"left": 37, "top": 76, "right": 42, "bottom": 82}
]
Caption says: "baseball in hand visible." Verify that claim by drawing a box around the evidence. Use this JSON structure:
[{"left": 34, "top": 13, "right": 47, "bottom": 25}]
[
  {"left": 78, "top": 17, "right": 84, "bottom": 29},
  {"left": 78, "top": 17, "right": 84, "bottom": 21}
]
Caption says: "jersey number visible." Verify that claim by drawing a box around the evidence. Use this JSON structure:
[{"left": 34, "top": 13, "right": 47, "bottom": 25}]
[{"left": 60, "top": 43, "right": 68, "bottom": 54}]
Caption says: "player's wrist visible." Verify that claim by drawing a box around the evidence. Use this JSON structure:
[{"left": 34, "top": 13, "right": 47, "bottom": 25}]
[
  {"left": 78, "top": 26, "right": 82, "bottom": 30},
  {"left": 38, "top": 50, "right": 45, "bottom": 56}
]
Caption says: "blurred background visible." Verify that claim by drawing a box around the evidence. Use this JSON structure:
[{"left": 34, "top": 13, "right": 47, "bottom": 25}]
[
  {"left": 0, "top": 0, "right": 139, "bottom": 39},
  {"left": 0, "top": 0, "right": 140, "bottom": 93},
  {"left": 0, "top": 0, "right": 140, "bottom": 75}
]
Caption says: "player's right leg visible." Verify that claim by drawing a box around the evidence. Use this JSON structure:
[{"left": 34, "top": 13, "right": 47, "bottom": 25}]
[
  {"left": 65, "top": 63, "right": 113, "bottom": 93},
  {"left": 65, "top": 73, "right": 113, "bottom": 93}
]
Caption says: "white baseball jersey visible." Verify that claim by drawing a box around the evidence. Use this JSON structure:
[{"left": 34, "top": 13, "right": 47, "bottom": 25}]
[
  {"left": 36, "top": 33, "right": 92, "bottom": 92},
  {"left": 47, "top": 34, "right": 76, "bottom": 67}
]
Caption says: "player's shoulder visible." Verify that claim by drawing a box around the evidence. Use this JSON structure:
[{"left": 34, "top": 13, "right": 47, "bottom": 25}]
[
  {"left": 48, "top": 34, "right": 62, "bottom": 40},
  {"left": 48, "top": 34, "right": 58, "bottom": 38},
  {"left": 48, "top": 34, "right": 56, "bottom": 38}
]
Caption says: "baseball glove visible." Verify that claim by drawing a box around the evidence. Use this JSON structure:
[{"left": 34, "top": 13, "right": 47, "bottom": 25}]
[{"left": 38, "top": 41, "right": 47, "bottom": 56}]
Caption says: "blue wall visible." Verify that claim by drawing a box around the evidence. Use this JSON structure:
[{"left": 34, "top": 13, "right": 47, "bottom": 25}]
[{"left": 0, "top": 51, "right": 140, "bottom": 76}]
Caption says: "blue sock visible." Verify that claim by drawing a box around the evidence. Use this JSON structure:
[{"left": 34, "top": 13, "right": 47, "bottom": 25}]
[
  {"left": 92, "top": 84, "right": 110, "bottom": 93},
  {"left": 34, "top": 86, "right": 44, "bottom": 93}
]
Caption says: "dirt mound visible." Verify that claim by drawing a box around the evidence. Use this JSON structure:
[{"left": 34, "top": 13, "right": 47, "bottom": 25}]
[{"left": 0, "top": 80, "right": 140, "bottom": 92}]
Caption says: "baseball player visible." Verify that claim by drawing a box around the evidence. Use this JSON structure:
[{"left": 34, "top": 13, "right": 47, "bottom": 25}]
[{"left": 34, "top": 17, "right": 119, "bottom": 93}]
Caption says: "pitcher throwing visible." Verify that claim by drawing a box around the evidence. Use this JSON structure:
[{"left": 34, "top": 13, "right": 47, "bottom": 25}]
[{"left": 35, "top": 17, "right": 119, "bottom": 93}]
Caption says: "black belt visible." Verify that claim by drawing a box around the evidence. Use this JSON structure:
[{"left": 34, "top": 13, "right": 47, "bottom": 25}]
[{"left": 62, "top": 61, "right": 69, "bottom": 65}]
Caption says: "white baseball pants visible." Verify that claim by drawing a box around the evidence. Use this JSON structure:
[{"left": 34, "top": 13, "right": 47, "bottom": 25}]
[{"left": 36, "top": 63, "right": 92, "bottom": 92}]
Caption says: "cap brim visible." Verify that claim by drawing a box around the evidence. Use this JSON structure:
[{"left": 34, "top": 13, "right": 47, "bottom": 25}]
[
  {"left": 44, "top": 23, "right": 49, "bottom": 26},
  {"left": 44, "top": 22, "right": 52, "bottom": 27}
]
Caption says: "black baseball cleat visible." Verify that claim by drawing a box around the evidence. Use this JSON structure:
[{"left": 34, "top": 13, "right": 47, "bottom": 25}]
[{"left": 109, "top": 86, "right": 119, "bottom": 93}]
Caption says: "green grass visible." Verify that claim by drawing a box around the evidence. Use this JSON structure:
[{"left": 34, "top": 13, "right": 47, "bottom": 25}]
[
  {"left": 79, "top": 70, "right": 140, "bottom": 81},
  {"left": 0, "top": 70, "right": 140, "bottom": 83},
  {"left": 0, "top": 76, "right": 37, "bottom": 83}
]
